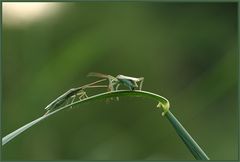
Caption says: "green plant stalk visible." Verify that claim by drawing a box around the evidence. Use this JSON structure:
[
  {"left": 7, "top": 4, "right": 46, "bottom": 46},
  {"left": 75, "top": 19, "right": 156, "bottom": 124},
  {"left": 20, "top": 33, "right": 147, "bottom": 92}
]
[
  {"left": 2, "top": 90, "right": 209, "bottom": 160},
  {"left": 165, "top": 111, "right": 210, "bottom": 160}
]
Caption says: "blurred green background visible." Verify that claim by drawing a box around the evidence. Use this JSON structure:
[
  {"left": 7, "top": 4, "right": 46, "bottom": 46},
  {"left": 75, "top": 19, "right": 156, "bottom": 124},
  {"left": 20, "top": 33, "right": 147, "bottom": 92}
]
[{"left": 2, "top": 2, "right": 238, "bottom": 160}]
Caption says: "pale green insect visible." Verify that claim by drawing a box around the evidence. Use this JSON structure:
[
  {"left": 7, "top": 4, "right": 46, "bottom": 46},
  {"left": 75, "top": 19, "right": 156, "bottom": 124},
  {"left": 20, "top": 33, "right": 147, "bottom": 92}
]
[
  {"left": 88, "top": 72, "right": 144, "bottom": 91},
  {"left": 44, "top": 79, "right": 107, "bottom": 115}
]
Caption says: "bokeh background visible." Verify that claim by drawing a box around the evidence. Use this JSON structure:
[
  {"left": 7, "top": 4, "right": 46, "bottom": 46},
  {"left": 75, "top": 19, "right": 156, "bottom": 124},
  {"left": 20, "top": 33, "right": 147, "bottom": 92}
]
[{"left": 2, "top": 2, "right": 238, "bottom": 160}]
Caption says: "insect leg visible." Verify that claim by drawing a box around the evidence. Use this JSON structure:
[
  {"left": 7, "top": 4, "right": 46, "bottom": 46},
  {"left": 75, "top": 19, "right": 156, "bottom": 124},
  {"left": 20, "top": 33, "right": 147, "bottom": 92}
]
[
  {"left": 107, "top": 81, "right": 116, "bottom": 100},
  {"left": 44, "top": 110, "right": 51, "bottom": 116},
  {"left": 84, "top": 92, "right": 88, "bottom": 98},
  {"left": 69, "top": 95, "right": 76, "bottom": 109},
  {"left": 108, "top": 79, "right": 115, "bottom": 92},
  {"left": 78, "top": 91, "right": 86, "bottom": 100},
  {"left": 115, "top": 83, "right": 120, "bottom": 101},
  {"left": 115, "top": 84, "right": 120, "bottom": 90},
  {"left": 139, "top": 77, "right": 144, "bottom": 90}
]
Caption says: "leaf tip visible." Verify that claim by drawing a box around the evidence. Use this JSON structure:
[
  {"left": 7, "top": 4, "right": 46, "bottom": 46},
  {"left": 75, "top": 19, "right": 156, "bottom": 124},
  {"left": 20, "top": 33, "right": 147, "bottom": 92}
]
[{"left": 157, "top": 101, "right": 170, "bottom": 116}]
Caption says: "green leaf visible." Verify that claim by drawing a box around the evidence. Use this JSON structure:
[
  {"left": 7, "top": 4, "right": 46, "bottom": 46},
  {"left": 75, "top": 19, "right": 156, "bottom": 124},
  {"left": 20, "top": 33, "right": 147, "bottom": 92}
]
[{"left": 2, "top": 90, "right": 209, "bottom": 160}]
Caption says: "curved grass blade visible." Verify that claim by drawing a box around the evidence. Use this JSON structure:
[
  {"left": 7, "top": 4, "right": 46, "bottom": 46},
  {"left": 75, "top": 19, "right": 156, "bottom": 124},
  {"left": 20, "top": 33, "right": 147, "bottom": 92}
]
[
  {"left": 2, "top": 90, "right": 169, "bottom": 146},
  {"left": 2, "top": 90, "right": 209, "bottom": 160}
]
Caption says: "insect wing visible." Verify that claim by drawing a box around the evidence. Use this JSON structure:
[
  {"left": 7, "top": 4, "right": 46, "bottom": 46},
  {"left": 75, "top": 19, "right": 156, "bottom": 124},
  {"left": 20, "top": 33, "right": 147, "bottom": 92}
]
[
  {"left": 88, "top": 72, "right": 108, "bottom": 78},
  {"left": 88, "top": 72, "right": 116, "bottom": 80}
]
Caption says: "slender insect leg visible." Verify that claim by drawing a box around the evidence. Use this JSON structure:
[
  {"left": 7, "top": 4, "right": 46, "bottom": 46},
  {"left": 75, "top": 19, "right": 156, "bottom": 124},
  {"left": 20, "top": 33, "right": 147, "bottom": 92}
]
[
  {"left": 44, "top": 110, "right": 51, "bottom": 116},
  {"left": 139, "top": 77, "right": 144, "bottom": 90},
  {"left": 69, "top": 95, "right": 76, "bottom": 109},
  {"left": 108, "top": 80, "right": 115, "bottom": 91},
  {"left": 79, "top": 91, "right": 88, "bottom": 100},
  {"left": 108, "top": 80, "right": 116, "bottom": 100},
  {"left": 114, "top": 83, "right": 120, "bottom": 101},
  {"left": 70, "top": 95, "right": 76, "bottom": 103},
  {"left": 106, "top": 84, "right": 112, "bottom": 102},
  {"left": 78, "top": 91, "right": 86, "bottom": 100},
  {"left": 115, "top": 84, "right": 120, "bottom": 90},
  {"left": 83, "top": 92, "right": 88, "bottom": 98},
  {"left": 129, "top": 84, "right": 134, "bottom": 90},
  {"left": 107, "top": 83, "right": 114, "bottom": 101},
  {"left": 104, "top": 78, "right": 117, "bottom": 102}
]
